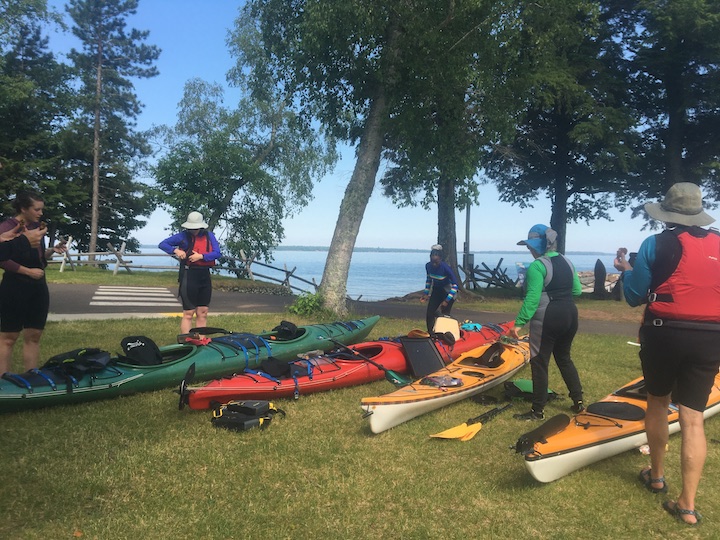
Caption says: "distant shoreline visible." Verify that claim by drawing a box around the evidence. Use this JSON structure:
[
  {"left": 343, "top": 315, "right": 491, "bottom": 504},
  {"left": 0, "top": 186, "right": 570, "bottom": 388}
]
[
  {"left": 273, "top": 246, "right": 614, "bottom": 256},
  {"left": 140, "top": 244, "right": 613, "bottom": 256}
]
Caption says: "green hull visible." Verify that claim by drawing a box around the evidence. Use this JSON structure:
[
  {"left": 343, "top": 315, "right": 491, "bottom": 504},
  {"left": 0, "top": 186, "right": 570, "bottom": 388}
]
[{"left": 0, "top": 316, "right": 379, "bottom": 413}]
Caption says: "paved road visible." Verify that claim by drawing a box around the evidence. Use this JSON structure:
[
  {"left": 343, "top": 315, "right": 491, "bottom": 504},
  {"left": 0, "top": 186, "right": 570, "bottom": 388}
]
[{"left": 47, "top": 283, "right": 636, "bottom": 336}]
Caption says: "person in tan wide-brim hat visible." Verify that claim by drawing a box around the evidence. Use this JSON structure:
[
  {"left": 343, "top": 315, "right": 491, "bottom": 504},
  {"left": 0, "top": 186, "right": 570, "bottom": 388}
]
[
  {"left": 614, "top": 182, "right": 719, "bottom": 526},
  {"left": 643, "top": 182, "right": 715, "bottom": 227},
  {"left": 159, "top": 211, "right": 222, "bottom": 333}
]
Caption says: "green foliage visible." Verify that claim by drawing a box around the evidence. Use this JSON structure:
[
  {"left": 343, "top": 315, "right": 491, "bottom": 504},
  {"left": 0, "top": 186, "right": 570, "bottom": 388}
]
[
  {"left": 287, "top": 291, "right": 330, "bottom": 317},
  {"left": 484, "top": 0, "right": 638, "bottom": 253},
  {"left": 618, "top": 0, "right": 720, "bottom": 201},
  {"left": 0, "top": 20, "right": 73, "bottom": 238},
  {"left": 151, "top": 76, "right": 337, "bottom": 261}
]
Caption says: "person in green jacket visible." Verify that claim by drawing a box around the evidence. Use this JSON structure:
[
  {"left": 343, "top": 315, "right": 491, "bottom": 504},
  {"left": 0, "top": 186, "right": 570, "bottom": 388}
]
[{"left": 510, "top": 224, "right": 584, "bottom": 420}]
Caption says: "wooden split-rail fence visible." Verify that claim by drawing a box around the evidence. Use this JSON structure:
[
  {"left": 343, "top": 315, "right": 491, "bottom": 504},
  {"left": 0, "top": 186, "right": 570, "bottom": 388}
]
[{"left": 51, "top": 238, "right": 319, "bottom": 295}]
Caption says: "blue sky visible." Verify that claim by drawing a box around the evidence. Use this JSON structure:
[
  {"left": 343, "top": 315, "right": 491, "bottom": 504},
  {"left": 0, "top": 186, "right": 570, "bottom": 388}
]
[{"left": 45, "top": 0, "right": 656, "bottom": 253}]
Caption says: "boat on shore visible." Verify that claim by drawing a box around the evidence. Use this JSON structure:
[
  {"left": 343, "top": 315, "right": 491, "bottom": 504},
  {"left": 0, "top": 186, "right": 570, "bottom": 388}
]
[
  {"left": 0, "top": 316, "right": 380, "bottom": 413},
  {"left": 515, "top": 369, "right": 720, "bottom": 483},
  {"left": 180, "top": 321, "right": 513, "bottom": 409},
  {"left": 360, "top": 337, "right": 530, "bottom": 433}
]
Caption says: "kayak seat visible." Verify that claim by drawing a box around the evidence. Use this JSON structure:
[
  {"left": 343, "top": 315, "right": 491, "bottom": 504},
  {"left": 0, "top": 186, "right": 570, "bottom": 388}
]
[
  {"left": 119, "top": 336, "right": 163, "bottom": 366},
  {"left": 159, "top": 346, "right": 195, "bottom": 363},
  {"left": 458, "top": 342, "right": 504, "bottom": 368},
  {"left": 267, "top": 328, "right": 307, "bottom": 342},
  {"left": 398, "top": 337, "right": 447, "bottom": 378},
  {"left": 332, "top": 345, "right": 384, "bottom": 361},
  {"left": 586, "top": 401, "right": 646, "bottom": 421},
  {"left": 272, "top": 320, "right": 299, "bottom": 340}
]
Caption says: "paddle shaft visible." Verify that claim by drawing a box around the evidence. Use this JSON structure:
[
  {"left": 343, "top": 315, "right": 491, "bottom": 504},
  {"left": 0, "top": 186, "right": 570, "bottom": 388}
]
[
  {"left": 466, "top": 402, "right": 513, "bottom": 426},
  {"left": 321, "top": 337, "right": 397, "bottom": 372},
  {"left": 320, "top": 337, "right": 411, "bottom": 385}
]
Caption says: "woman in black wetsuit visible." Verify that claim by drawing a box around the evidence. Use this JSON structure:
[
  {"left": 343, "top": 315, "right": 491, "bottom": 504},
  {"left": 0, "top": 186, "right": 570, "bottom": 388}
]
[
  {"left": 0, "top": 191, "right": 66, "bottom": 374},
  {"left": 159, "top": 211, "right": 222, "bottom": 333}
]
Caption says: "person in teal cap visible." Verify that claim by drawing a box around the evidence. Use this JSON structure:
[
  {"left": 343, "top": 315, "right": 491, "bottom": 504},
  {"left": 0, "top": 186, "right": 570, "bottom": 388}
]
[{"left": 510, "top": 224, "right": 584, "bottom": 420}]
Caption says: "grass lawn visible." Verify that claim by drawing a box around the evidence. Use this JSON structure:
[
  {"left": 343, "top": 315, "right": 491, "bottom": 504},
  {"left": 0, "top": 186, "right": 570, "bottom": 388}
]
[{"left": 0, "top": 271, "right": 716, "bottom": 538}]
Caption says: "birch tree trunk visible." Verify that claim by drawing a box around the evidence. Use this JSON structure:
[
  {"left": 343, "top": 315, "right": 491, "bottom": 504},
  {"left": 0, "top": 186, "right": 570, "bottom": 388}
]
[{"left": 319, "top": 89, "right": 388, "bottom": 316}]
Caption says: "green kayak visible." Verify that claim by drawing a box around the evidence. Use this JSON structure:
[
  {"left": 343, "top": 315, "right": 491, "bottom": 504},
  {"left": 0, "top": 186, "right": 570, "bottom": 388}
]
[{"left": 0, "top": 315, "right": 379, "bottom": 413}]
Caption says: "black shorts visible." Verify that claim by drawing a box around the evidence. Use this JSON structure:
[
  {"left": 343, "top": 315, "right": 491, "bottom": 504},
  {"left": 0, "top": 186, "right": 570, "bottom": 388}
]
[
  {"left": 639, "top": 325, "right": 720, "bottom": 411},
  {"left": 0, "top": 273, "right": 50, "bottom": 332},
  {"left": 179, "top": 267, "right": 212, "bottom": 310}
]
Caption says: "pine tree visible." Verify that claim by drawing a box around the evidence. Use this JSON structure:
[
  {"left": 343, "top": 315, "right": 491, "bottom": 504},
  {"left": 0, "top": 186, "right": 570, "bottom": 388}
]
[{"left": 66, "top": 0, "right": 160, "bottom": 253}]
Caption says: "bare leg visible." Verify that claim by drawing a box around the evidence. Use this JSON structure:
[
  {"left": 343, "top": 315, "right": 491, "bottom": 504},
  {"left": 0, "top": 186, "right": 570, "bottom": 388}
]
[
  {"left": 675, "top": 405, "right": 706, "bottom": 524},
  {"left": 195, "top": 306, "right": 209, "bottom": 329},
  {"left": 645, "top": 393, "right": 671, "bottom": 489},
  {"left": 22, "top": 328, "right": 43, "bottom": 370},
  {"left": 180, "top": 309, "right": 196, "bottom": 334},
  {"left": 0, "top": 331, "right": 20, "bottom": 373}
]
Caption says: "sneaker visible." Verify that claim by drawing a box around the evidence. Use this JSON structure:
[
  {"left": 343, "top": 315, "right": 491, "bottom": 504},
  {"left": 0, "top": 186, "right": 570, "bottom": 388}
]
[
  {"left": 513, "top": 409, "right": 544, "bottom": 421},
  {"left": 571, "top": 401, "right": 585, "bottom": 414}
]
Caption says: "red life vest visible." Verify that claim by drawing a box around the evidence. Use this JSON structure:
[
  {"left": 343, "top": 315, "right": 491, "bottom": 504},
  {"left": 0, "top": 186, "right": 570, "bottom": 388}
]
[
  {"left": 187, "top": 232, "right": 216, "bottom": 268},
  {"left": 648, "top": 229, "right": 720, "bottom": 321}
]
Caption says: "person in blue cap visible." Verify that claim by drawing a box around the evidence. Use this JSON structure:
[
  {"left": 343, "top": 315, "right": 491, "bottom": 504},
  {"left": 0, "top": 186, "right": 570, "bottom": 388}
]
[{"left": 510, "top": 224, "right": 584, "bottom": 420}]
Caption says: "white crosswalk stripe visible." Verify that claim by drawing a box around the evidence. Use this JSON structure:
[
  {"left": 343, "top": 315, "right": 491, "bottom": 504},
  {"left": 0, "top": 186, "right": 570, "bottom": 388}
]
[{"left": 90, "top": 286, "right": 182, "bottom": 307}]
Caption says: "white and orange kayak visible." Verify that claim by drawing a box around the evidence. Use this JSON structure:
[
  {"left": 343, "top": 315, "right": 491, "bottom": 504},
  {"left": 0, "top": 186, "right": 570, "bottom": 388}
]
[
  {"left": 360, "top": 338, "right": 530, "bottom": 433},
  {"left": 515, "top": 369, "right": 720, "bottom": 483}
]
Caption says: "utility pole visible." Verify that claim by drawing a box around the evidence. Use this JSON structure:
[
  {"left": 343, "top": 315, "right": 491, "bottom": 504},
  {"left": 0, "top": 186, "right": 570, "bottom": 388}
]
[{"left": 463, "top": 203, "right": 474, "bottom": 289}]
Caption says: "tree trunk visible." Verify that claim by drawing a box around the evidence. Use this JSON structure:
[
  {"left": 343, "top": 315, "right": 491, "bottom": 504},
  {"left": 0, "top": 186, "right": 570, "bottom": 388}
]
[
  {"left": 319, "top": 89, "right": 388, "bottom": 316},
  {"left": 550, "top": 111, "right": 571, "bottom": 254},
  {"left": 550, "top": 180, "right": 569, "bottom": 255},
  {"left": 436, "top": 174, "right": 461, "bottom": 290},
  {"left": 89, "top": 40, "right": 103, "bottom": 259},
  {"left": 318, "top": 18, "right": 402, "bottom": 316},
  {"left": 663, "top": 49, "right": 685, "bottom": 188}
]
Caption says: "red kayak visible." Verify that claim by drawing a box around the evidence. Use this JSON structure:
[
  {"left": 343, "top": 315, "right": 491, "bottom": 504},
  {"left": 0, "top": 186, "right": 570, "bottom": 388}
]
[
  {"left": 181, "top": 321, "right": 513, "bottom": 409},
  {"left": 443, "top": 321, "right": 513, "bottom": 357}
]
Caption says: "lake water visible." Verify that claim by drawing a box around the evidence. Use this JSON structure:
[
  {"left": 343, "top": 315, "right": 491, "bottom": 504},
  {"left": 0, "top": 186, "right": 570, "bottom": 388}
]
[{"left": 138, "top": 247, "right": 616, "bottom": 301}]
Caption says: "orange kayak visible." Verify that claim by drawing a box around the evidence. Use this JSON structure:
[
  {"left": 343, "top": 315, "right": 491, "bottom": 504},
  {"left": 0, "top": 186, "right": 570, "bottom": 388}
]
[
  {"left": 516, "top": 369, "right": 720, "bottom": 483},
  {"left": 360, "top": 337, "right": 530, "bottom": 433}
]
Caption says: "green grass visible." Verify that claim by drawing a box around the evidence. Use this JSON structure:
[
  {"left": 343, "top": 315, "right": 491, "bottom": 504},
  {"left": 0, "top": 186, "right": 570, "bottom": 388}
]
[
  {"left": 1, "top": 314, "right": 718, "bottom": 539},
  {"left": 0, "top": 268, "right": 704, "bottom": 537}
]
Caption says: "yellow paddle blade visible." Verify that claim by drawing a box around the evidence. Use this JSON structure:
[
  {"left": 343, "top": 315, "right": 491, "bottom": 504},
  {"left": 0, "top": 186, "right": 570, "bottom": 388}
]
[
  {"left": 430, "top": 421, "right": 483, "bottom": 440},
  {"left": 458, "top": 423, "right": 483, "bottom": 441}
]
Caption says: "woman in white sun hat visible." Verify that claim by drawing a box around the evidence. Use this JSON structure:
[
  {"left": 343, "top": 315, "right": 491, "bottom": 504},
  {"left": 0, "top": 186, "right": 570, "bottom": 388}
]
[{"left": 159, "top": 211, "right": 222, "bottom": 333}]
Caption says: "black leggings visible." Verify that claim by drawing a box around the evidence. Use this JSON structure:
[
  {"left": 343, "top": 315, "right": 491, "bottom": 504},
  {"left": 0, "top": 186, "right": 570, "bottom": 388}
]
[
  {"left": 528, "top": 300, "right": 582, "bottom": 411},
  {"left": 426, "top": 287, "right": 454, "bottom": 333}
]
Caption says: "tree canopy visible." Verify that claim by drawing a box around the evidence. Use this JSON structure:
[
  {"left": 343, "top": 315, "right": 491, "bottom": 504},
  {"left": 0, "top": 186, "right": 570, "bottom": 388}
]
[
  {"left": 151, "top": 76, "right": 337, "bottom": 261},
  {"left": 615, "top": 0, "right": 720, "bottom": 206}
]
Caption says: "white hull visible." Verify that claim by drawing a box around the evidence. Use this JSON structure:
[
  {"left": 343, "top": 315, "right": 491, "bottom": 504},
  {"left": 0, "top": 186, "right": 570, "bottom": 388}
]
[
  {"left": 363, "top": 364, "right": 523, "bottom": 434},
  {"left": 525, "top": 399, "right": 720, "bottom": 483}
]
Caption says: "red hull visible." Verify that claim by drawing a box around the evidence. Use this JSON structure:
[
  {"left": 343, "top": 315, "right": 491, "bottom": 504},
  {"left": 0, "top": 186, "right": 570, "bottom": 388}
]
[
  {"left": 441, "top": 321, "right": 513, "bottom": 357},
  {"left": 186, "top": 321, "right": 513, "bottom": 409}
]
